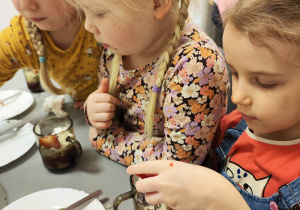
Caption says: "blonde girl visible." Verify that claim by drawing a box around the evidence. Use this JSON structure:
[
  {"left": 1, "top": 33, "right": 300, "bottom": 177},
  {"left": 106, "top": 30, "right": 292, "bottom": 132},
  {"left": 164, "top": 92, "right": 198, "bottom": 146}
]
[
  {"left": 79, "top": 0, "right": 229, "bottom": 165},
  {"left": 128, "top": 0, "right": 300, "bottom": 209},
  {"left": 0, "top": 0, "right": 102, "bottom": 108}
]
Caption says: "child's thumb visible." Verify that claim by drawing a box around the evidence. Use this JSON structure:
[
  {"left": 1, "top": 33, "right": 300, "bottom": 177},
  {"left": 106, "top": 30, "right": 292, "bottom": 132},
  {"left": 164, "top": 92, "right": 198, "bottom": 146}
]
[{"left": 95, "top": 78, "right": 109, "bottom": 93}]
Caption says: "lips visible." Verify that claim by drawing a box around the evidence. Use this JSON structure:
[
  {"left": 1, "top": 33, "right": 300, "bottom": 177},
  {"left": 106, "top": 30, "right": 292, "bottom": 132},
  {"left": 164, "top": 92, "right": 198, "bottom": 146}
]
[
  {"left": 101, "top": 43, "right": 109, "bottom": 49},
  {"left": 30, "top": 18, "right": 46, "bottom": 22},
  {"left": 241, "top": 113, "right": 257, "bottom": 121}
]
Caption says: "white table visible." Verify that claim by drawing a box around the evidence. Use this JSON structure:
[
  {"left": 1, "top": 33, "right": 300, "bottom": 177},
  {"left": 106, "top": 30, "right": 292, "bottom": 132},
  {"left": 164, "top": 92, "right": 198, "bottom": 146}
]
[{"left": 0, "top": 71, "right": 133, "bottom": 209}]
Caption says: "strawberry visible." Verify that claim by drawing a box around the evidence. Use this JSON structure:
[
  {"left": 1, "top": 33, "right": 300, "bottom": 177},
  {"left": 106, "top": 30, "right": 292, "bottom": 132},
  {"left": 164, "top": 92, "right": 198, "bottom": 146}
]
[
  {"left": 136, "top": 174, "right": 157, "bottom": 179},
  {"left": 39, "top": 135, "right": 61, "bottom": 149}
]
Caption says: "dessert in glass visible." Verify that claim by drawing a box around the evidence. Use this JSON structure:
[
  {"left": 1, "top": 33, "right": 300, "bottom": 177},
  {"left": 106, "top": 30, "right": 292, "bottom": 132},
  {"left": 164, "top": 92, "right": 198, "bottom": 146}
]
[
  {"left": 33, "top": 116, "right": 82, "bottom": 170},
  {"left": 23, "top": 68, "right": 43, "bottom": 93}
]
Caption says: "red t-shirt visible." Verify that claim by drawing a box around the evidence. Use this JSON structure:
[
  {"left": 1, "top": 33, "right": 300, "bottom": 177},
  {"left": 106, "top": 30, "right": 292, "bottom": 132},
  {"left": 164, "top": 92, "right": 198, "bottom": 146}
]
[{"left": 214, "top": 110, "right": 300, "bottom": 197}]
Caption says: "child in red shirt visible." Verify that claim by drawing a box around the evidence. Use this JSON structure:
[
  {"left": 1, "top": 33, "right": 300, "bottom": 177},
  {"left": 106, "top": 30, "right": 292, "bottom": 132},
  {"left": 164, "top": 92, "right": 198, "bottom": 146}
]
[{"left": 127, "top": 0, "right": 300, "bottom": 209}]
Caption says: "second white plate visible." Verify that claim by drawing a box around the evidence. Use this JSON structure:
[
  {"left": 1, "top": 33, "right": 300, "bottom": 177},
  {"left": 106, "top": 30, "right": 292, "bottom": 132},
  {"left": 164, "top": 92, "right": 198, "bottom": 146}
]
[
  {"left": 3, "top": 188, "right": 105, "bottom": 210},
  {"left": 0, "top": 90, "right": 34, "bottom": 121},
  {"left": 0, "top": 122, "right": 35, "bottom": 167}
]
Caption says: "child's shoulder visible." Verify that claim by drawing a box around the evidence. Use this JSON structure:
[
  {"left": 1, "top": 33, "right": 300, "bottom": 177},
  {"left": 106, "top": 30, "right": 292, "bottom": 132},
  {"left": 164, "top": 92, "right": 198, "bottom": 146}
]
[
  {"left": 8, "top": 15, "right": 24, "bottom": 27},
  {"left": 1, "top": 15, "right": 25, "bottom": 34},
  {"left": 182, "top": 19, "right": 224, "bottom": 59},
  {"left": 1, "top": 15, "right": 29, "bottom": 40},
  {"left": 212, "top": 109, "right": 243, "bottom": 148},
  {"left": 221, "top": 109, "right": 242, "bottom": 126}
]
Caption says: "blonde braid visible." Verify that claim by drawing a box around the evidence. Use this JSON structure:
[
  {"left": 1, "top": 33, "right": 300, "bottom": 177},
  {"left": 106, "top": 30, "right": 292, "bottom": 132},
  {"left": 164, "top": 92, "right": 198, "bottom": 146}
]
[
  {"left": 25, "top": 19, "right": 68, "bottom": 95},
  {"left": 108, "top": 54, "right": 121, "bottom": 97},
  {"left": 144, "top": 0, "right": 190, "bottom": 138}
]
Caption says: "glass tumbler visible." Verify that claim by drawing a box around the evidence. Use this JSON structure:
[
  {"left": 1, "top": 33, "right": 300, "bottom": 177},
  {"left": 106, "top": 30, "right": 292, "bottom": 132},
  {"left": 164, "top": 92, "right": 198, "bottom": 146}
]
[
  {"left": 33, "top": 116, "right": 82, "bottom": 170},
  {"left": 113, "top": 175, "right": 172, "bottom": 210},
  {"left": 23, "top": 68, "right": 43, "bottom": 93}
]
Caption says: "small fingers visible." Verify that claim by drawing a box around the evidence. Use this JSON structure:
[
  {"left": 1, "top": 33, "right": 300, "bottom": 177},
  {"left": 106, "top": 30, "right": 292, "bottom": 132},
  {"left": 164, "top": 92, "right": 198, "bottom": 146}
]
[
  {"left": 74, "top": 100, "right": 85, "bottom": 109},
  {"left": 94, "top": 103, "right": 117, "bottom": 113},
  {"left": 127, "top": 160, "right": 175, "bottom": 175},
  {"left": 93, "top": 93, "right": 120, "bottom": 106},
  {"left": 144, "top": 192, "right": 163, "bottom": 205},
  {"left": 90, "top": 112, "right": 115, "bottom": 122},
  {"left": 92, "top": 120, "right": 113, "bottom": 129},
  {"left": 135, "top": 176, "right": 161, "bottom": 193}
]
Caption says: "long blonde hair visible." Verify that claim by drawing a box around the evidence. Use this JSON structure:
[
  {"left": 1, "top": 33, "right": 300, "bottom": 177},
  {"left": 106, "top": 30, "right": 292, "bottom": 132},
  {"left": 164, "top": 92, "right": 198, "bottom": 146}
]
[
  {"left": 108, "top": 0, "right": 191, "bottom": 138},
  {"left": 25, "top": 20, "right": 68, "bottom": 95}
]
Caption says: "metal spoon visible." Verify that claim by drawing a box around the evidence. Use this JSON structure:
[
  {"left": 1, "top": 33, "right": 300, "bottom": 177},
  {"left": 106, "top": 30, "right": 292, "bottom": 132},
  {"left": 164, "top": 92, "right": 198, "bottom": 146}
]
[{"left": 60, "top": 189, "right": 103, "bottom": 210}]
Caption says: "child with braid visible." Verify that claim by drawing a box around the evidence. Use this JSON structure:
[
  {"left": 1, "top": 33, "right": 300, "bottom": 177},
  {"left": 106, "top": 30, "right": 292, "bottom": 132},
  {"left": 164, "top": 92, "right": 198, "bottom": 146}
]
[
  {"left": 0, "top": 0, "right": 102, "bottom": 108},
  {"left": 72, "top": 0, "right": 229, "bottom": 166}
]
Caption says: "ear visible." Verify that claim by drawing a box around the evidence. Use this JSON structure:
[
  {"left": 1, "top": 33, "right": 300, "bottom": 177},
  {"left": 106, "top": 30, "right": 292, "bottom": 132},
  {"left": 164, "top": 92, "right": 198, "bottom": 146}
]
[{"left": 153, "top": 0, "right": 173, "bottom": 19}]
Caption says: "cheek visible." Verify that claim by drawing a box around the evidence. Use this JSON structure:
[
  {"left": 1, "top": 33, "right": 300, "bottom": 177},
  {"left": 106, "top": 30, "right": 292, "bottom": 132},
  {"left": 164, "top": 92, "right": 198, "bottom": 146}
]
[
  {"left": 261, "top": 93, "right": 287, "bottom": 118},
  {"left": 110, "top": 27, "right": 136, "bottom": 46},
  {"left": 269, "top": 92, "right": 290, "bottom": 110},
  {"left": 56, "top": 5, "right": 76, "bottom": 20}
]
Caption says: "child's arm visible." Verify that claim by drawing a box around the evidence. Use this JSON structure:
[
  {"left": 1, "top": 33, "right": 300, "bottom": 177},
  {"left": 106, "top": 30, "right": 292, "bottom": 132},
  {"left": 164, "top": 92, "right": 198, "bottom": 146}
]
[
  {"left": 89, "top": 45, "right": 228, "bottom": 166},
  {"left": 127, "top": 160, "right": 250, "bottom": 210},
  {"left": 0, "top": 16, "right": 39, "bottom": 87}
]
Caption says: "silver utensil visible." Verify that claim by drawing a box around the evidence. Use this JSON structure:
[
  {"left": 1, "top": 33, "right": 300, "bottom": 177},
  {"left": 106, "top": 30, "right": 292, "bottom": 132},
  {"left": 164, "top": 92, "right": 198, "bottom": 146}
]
[
  {"left": 0, "top": 91, "right": 22, "bottom": 106},
  {"left": 0, "top": 113, "right": 46, "bottom": 136},
  {"left": 61, "top": 189, "right": 103, "bottom": 210}
]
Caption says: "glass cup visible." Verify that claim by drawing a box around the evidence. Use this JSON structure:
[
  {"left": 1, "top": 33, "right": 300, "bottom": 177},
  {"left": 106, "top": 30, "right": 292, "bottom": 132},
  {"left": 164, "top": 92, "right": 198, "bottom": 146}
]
[
  {"left": 113, "top": 175, "right": 172, "bottom": 210},
  {"left": 23, "top": 68, "right": 43, "bottom": 93},
  {"left": 33, "top": 116, "right": 82, "bottom": 170}
]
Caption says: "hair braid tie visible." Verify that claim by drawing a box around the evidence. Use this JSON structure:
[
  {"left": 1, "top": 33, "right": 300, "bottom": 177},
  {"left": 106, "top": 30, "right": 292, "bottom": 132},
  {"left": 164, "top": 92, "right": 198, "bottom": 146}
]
[
  {"left": 152, "top": 85, "right": 162, "bottom": 93},
  {"left": 39, "top": 57, "right": 46, "bottom": 63}
]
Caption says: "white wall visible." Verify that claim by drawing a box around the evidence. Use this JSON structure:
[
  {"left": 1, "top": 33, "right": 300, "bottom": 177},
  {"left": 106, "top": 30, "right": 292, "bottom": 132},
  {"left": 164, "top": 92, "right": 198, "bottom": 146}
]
[
  {"left": 0, "top": 1, "right": 18, "bottom": 30},
  {"left": 189, "top": 0, "right": 213, "bottom": 31}
]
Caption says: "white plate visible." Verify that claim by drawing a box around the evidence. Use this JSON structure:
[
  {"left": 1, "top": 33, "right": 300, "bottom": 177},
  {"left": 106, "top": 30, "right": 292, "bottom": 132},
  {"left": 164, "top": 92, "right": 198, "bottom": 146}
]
[
  {"left": 0, "top": 90, "right": 34, "bottom": 121},
  {"left": 0, "top": 119, "right": 21, "bottom": 134},
  {"left": 0, "top": 122, "right": 35, "bottom": 167},
  {"left": 0, "top": 183, "right": 7, "bottom": 209},
  {"left": 3, "top": 188, "right": 105, "bottom": 210}
]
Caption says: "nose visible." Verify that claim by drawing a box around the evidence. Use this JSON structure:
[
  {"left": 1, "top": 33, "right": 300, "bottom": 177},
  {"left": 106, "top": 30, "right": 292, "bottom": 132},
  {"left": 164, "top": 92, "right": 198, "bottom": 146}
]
[
  {"left": 231, "top": 79, "right": 252, "bottom": 106},
  {"left": 84, "top": 18, "right": 100, "bottom": 35},
  {"left": 19, "top": 0, "right": 38, "bottom": 10}
]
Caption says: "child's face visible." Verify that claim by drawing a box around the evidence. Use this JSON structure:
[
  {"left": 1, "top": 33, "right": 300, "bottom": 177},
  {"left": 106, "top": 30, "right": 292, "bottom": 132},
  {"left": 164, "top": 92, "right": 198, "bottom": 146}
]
[
  {"left": 223, "top": 23, "right": 300, "bottom": 141},
  {"left": 73, "top": 0, "right": 166, "bottom": 57},
  {"left": 12, "top": 0, "right": 77, "bottom": 31}
]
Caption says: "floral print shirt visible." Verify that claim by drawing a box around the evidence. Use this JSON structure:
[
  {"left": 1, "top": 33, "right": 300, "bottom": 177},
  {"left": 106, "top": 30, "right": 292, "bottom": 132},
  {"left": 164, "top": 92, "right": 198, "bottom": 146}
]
[
  {"left": 0, "top": 15, "right": 101, "bottom": 100},
  {"left": 92, "top": 20, "right": 229, "bottom": 166}
]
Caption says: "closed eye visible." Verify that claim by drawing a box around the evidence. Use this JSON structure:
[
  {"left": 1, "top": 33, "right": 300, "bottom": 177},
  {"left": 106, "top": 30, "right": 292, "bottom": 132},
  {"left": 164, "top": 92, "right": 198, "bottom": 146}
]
[
  {"left": 227, "top": 66, "right": 239, "bottom": 78},
  {"left": 231, "top": 71, "right": 239, "bottom": 78},
  {"left": 95, "top": 12, "right": 106, "bottom": 18},
  {"left": 256, "top": 78, "right": 277, "bottom": 89}
]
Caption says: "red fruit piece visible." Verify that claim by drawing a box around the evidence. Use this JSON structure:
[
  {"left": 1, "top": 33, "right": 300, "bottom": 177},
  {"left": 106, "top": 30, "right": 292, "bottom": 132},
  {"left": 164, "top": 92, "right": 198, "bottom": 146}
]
[
  {"left": 39, "top": 135, "right": 61, "bottom": 149},
  {"left": 136, "top": 174, "right": 157, "bottom": 179}
]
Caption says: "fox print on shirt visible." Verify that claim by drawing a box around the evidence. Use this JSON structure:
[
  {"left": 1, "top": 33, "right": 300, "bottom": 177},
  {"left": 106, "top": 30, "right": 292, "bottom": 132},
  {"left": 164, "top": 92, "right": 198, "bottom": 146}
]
[{"left": 225, "top": 156, "right": 271, "bottom": 197}]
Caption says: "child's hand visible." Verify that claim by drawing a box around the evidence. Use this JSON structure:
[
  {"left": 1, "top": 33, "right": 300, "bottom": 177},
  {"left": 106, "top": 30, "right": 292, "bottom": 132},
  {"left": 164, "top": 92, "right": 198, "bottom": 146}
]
[
  {"left": 74, "top": 100, "right": 85, "bottom": 109},
  {"left": 86, "top": 78, "right": 120, "bottom": 129},
  {"left": 127, "top": 160, "right": 250, "bottom": 210}
]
